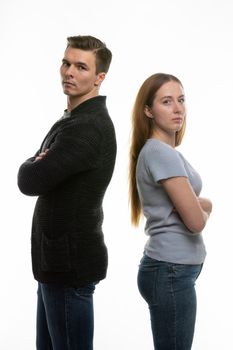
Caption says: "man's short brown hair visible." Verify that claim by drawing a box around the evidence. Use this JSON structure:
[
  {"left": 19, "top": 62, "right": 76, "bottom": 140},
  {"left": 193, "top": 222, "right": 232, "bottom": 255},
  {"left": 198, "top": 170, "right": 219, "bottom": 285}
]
[{"left": 66, "top": 35, "right": 112, "bottom": 74}]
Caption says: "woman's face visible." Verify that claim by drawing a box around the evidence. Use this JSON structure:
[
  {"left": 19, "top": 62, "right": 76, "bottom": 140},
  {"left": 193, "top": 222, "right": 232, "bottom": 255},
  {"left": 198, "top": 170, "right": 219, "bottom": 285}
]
[{"left": 147, "top": 81, "right": 186, "bottom": 138}]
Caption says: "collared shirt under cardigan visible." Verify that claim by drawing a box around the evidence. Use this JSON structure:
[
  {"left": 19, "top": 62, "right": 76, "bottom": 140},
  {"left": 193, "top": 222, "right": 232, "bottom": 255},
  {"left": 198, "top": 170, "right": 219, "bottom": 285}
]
[{"left": 18, "top": 96, "right": 117, "bottom": 287}]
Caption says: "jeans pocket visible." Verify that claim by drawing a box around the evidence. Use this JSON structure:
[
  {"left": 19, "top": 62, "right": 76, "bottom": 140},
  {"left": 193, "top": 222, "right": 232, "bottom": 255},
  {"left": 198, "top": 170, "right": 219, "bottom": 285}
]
[
  {"left": 171, "top": 263, "right": 203, "bottom": 291},
  {"left": 41, "top": 233, "right": 71, "bottom": 272},
  {"left": 137, "top": 268, "right": 158, "bottom": 305},
  {"left": 172, "top": 263, "right": 203, "bottom": 279},
  {"left": 72, "top": 283, "right": 96, "bottom": 297}
]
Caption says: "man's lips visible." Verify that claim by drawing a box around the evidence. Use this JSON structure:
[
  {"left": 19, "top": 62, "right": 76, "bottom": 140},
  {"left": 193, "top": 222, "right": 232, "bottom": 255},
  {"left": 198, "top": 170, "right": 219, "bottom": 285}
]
[{"left": 63, "top": 81, "right": 76, "bottom": 87}]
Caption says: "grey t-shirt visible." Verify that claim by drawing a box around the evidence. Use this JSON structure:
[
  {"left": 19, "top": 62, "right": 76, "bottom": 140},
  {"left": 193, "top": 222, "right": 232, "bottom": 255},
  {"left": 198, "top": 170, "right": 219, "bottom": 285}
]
[
  {"left": 61, "top": 110, "right": 71, "bottom": 120},
  {"left": 136, "top": 139, "right": 206, "bottom": 264}
]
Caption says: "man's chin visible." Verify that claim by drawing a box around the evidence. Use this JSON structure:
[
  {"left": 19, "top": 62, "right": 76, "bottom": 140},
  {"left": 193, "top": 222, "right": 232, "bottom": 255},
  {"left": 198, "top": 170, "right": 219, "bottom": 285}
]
[{"left": 63, "top": 89, "right": 73, "bottom": 96}]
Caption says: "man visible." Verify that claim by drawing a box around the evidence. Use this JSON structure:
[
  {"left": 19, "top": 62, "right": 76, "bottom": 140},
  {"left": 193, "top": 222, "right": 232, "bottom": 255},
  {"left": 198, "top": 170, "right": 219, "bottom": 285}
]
[{"left": 17, "top": 35, "right": 116, "bottom": 350}]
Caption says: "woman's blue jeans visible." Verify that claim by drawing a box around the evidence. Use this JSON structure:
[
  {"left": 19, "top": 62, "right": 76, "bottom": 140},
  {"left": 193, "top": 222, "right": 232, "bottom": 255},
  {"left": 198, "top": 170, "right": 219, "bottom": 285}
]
[
  {"left": 36, "top": 282, "right": 96, "bottom": 350},
  {"left": 137, "top": 254, "right": 203, "bottom": 350}
]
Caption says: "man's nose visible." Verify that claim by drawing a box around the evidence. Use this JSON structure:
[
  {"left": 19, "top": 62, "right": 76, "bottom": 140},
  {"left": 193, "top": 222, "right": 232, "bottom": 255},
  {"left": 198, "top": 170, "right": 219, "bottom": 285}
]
[{"left": 65, "top": 64, "right": 75, "bottom": 77}]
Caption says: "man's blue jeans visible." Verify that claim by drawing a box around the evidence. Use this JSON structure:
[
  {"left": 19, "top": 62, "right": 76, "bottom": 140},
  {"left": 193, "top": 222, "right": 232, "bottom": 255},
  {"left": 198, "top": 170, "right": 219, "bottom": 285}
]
[
  {"left": 137, "top": 254, "right": 203, "bottom": 350},
  {"left": 36, "top": 282, "right": 96, "bottom": 350}
]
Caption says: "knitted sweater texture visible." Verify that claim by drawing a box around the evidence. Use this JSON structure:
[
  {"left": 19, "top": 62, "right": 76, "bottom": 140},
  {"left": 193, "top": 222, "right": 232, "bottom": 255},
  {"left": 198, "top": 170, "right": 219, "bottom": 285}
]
[{"left": 18, "top": 96, "right": 117, "bottom": 287}]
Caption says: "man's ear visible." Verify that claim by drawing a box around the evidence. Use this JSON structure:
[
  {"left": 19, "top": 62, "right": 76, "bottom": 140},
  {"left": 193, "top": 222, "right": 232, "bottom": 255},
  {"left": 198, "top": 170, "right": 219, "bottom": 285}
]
[
  {"left": 94, "top": 72, "right": 106, "bottom": 86},
  {"left": 144, "top": 105, "right": 153, "bottom": 119}
]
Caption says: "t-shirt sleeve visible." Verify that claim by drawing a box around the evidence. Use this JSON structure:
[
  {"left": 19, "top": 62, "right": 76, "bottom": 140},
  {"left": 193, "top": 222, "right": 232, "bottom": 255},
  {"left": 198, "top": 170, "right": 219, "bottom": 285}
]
[{"left": 145, "top": 141, "right": 188, "bottom": 183}]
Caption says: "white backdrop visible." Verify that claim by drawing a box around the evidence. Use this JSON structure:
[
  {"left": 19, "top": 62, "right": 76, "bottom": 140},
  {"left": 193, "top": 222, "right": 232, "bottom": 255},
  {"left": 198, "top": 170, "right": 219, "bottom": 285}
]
[{"left": 1, "top": 0, "right": 232, "bottom": 349}]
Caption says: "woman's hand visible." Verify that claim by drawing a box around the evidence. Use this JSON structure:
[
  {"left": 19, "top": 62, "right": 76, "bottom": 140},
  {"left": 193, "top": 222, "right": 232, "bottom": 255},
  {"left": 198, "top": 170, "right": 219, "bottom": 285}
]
[{"left": 198, "top": 197, "right": 212, "bottom": 216}]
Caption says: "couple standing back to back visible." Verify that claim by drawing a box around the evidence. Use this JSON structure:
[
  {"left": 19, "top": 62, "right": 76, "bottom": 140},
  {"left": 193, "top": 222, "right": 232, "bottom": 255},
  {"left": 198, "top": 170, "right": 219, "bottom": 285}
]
[{"left": 17, "top": 35, "right": 212, "bottom": 350}]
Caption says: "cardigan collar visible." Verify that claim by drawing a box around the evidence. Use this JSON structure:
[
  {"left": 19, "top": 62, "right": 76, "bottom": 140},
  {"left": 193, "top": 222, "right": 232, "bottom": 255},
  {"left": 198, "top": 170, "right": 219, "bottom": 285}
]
[{"left": 70, "top": 95, "right": 107, "bottom": 116}]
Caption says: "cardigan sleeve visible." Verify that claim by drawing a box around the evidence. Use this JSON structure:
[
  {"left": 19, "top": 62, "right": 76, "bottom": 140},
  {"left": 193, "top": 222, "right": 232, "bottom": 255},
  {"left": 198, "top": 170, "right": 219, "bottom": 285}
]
[{"left": 17, "top": 123, "right": 102, "bottom": 196}]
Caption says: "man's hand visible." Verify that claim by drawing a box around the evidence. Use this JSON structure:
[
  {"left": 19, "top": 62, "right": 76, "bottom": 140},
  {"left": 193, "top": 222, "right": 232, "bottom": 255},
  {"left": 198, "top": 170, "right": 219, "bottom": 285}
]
[{"left": 35, "top": 149, "right": 49, "bottom": 161}]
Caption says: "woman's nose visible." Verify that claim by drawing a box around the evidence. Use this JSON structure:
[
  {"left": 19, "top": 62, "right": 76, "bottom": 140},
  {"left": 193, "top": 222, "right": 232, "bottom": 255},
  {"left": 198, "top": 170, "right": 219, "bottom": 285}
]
[{"left": 174, "top": 101, "right": 183, "bottom": 113}]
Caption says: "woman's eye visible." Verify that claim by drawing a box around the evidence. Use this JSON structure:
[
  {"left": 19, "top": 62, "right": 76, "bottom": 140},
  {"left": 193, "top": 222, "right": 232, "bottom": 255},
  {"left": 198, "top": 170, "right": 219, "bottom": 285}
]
[{"left": 163, "top": 100, "right": 171, "bottom": 105}]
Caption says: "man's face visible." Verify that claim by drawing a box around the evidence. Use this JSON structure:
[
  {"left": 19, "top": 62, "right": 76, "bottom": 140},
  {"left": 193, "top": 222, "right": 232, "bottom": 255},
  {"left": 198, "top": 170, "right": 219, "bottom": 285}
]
[{"left": 60, "top": 47, "right": 105, "bottom": 99}]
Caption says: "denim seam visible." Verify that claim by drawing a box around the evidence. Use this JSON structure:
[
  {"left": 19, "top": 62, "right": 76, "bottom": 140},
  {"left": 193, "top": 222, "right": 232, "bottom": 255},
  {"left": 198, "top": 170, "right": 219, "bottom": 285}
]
[
  {"left": 152, "top": 270, "right": 158, "bottom": 305},
  {"left": 170, "top": 266, "right": 177, "bottom": 350},
  {"left": 65, "top": 289, "right": 71, "bottom": 350}
]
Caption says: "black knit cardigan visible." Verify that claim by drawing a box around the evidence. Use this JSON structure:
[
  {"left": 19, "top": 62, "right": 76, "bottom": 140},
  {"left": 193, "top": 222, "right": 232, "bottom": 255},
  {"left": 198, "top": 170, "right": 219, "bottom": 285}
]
[{"left": 18, "top": 96, "right": 117, "bottom": 287}]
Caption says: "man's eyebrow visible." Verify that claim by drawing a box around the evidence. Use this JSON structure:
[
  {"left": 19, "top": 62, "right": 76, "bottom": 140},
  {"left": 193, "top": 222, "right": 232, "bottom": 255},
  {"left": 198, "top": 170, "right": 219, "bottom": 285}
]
[
  {"left": 62, "top": 58, "right": 89, "bottom": 67},
  {"left": 75, "top": 61, "right": 89, "bottom": 68}
]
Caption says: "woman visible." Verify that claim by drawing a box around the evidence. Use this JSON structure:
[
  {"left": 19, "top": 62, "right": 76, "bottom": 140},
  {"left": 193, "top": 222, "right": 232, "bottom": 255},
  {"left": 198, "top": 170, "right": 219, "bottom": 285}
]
[{"left": 129, "top": 73, "right": 212, "bottom": 350}]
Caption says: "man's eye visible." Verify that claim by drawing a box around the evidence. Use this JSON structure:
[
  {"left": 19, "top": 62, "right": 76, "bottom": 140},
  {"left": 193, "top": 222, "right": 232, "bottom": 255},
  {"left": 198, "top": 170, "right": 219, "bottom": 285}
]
[
  {"left": 179, "top": 98, "right": 185, "bottom": 103},
  {"left": 78, "top": 66, "right": 86, "bottom": 70}
]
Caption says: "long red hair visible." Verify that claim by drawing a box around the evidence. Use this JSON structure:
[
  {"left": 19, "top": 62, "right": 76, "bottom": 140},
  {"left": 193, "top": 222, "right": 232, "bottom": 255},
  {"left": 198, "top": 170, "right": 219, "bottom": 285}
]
[{"left": 129, "top": 73, "right": 186, "bottom": 226}]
